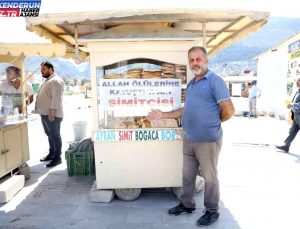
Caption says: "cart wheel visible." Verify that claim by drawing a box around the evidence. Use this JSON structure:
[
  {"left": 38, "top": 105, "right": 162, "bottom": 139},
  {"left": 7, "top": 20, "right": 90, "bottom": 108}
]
[
  {"left": 115, "top": 188, "right": 142, "bottom": 201},
  {"left": 19, "top": 162, "right": 30, "bottom": 180}
]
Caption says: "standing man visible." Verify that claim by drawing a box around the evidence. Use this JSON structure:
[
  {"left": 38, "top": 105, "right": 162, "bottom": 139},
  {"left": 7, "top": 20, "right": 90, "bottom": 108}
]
[
  {"left": 248, "top": 81, "right": 261, "bottom": 118},
  {"left": 0, "top": 66, "right": 34, "bottom": 114},
  {"left": 36, "top": 61, "right": 64, "bottom": 167},
  {"left": 276, "top": 77, "right": 300, "bottom": 153},
  {"left": 148, "top": 47, "right": 235, "bottom": 227}
]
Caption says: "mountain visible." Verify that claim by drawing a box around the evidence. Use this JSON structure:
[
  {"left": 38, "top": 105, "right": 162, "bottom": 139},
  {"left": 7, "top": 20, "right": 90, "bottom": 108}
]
[
  {"left": 0, "top": 56, "right": 90, "bottom": 79},
  {"left": 1, "top": 17, "right": 300, "bottom": 78},
  {"left": 24, "top": 56, "right": 90, "bottom": 79},
  {"left": 210, "top": 17, "right": 300, "bottom": 75}
]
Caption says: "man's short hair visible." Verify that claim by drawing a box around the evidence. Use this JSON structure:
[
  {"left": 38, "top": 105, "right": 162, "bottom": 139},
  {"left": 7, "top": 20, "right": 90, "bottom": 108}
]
[
  {"left": 41, "top": 61, "right": 54, "bottom": 71},
  {"left": 188, "top": 46, "right": 208, "bottom": 57},
  {"left": 6, "top": 66, "right": 21, "bottom": 77}
]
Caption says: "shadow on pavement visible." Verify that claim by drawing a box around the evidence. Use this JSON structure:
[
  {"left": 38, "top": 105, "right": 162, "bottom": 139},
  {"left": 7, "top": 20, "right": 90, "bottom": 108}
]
[{"left": 0, "top": 162, "right": 241, "bottom": 229}]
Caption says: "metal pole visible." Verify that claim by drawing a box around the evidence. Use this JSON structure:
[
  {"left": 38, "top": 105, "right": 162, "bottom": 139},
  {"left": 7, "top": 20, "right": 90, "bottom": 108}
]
[
  {"left": 202, "top": 22, "right": 207, "bottom": 49},
  {"left": 19, "top": 54, "right": 26, "bottom": 117},
  {"left": 74, "top": 24, "right": 81, "bottom": 64}
]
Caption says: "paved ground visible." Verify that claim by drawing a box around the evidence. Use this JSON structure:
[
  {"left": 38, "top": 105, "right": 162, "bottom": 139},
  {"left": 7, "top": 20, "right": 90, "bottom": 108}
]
[{"left": 1, "top": 95, "right": 300, "bottom": 229}]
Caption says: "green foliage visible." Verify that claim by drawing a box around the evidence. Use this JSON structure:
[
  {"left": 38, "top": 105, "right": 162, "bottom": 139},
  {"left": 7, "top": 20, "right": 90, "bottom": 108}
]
[
  {"left": 80, "top": 78, "right": 87, "bottom": 86},
  {"left": 63, "top": 77, "right": 69, "bottom": 85}
]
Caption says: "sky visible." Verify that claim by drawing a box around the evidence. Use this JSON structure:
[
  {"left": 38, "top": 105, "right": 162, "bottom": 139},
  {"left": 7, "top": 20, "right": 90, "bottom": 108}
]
[{"left": 0, "top": 0, "right": 299, "bottom": 43}]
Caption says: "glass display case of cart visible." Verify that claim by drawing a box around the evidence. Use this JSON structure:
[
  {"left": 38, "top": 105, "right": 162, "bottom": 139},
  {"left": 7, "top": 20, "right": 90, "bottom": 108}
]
[
  {"left": 0, "top": 92, "right": 23, "bottom": 125},
  {"left": 96, "top": 58, "right": 187, "bottom": 129}
]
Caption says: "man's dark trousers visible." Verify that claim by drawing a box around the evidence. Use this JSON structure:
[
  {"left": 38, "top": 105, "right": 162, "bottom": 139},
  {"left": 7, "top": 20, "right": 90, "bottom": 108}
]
[
  {"left": 41, "top": 115, "right": 62, "bottom": 160},
  {"left": 284, "top": 120, "right": 300, "bottom": 147}
]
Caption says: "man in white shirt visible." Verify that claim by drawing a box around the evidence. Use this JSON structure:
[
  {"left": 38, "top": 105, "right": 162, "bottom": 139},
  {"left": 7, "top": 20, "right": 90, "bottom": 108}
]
[
  {"left": 36, "top": 61, "right": 64, "bottom": 167},
  {"left": 247, "top": 81, "right": 261, "bottom": 118},
  {"left": 0, "top": 66, "right": 34, "bottom": 114}
]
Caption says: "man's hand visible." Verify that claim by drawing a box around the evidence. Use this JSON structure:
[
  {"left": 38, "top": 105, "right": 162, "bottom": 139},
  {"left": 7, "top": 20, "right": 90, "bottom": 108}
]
[
  {"left": 147, "top": 108, "right": 183, "bottom": 120},
  {"left": 15, "top": 105, "right": 22, "bottom": 114},
  {"left": 48, "top": 113, "right": 55, "bottom": 122},
  {"left": 26, "top": 95, "right": 34, "bottom": 105},
  {"left": 147, "top": 109, "right": 163, "bottom": 120},
  {"left": 219, "top": 99, "right": 235, "bottom": 122},
  {"left": 48, "top": 110, "right": 55, "bottom": 122}
]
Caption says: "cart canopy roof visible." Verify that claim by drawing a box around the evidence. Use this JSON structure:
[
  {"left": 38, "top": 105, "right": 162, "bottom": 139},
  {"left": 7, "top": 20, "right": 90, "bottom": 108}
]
[
  {"left": 0, "top": 18, "right": 67, "bottom": 63},
  {"left": 26, "top": 8, "right": 269, "bottom": 57},
  {"left": 0, "top": 43, "right": 66, "bottom": 60}
]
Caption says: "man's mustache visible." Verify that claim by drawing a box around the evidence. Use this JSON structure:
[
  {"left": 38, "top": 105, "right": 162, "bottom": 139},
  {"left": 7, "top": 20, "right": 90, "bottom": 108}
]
[
  {"left": 191, "top": 66, "right": 207, "bottom": 73},
  {"left": 192, "top": 65, "right": 201, "bottom": 69}
]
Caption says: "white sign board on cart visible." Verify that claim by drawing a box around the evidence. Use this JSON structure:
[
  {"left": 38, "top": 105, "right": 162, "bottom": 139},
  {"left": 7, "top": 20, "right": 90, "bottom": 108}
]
[{"left": 98, "top": 78, "right": 181, "bottom": 117}]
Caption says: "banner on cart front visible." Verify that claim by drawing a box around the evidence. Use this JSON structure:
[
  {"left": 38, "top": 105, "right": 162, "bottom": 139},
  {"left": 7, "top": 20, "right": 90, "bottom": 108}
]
[
  {"left": 98, "top": 78, "right": 181, "bottom": 117},
  {"left": 94, "top": 129, "right": 182, "bottom": 142}
]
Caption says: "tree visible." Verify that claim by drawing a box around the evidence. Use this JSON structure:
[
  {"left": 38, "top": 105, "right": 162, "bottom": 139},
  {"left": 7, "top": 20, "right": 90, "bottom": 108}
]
[
  {"left": 80, "top": 78, "right": 87, "bottom": 86},
  {"left": 63, "top": 77, "right": 69, "bottom": 85},
  {"left": 73, "top": 77, "right": 78, "bottom": 86}
]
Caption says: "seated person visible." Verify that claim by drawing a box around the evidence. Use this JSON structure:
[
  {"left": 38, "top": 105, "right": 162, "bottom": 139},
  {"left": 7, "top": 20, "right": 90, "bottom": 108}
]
[{"left": 0, "top": 66, "right": 34, "bottom": 114}]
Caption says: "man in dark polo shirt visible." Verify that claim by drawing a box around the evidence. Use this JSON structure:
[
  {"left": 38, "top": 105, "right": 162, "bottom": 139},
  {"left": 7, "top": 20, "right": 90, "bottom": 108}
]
[
  {"left": 148, "top": 46, "right": 235, "bottom": 227},
  {"left": 276, "top": 76, "right": 300, "bottom": 153}
]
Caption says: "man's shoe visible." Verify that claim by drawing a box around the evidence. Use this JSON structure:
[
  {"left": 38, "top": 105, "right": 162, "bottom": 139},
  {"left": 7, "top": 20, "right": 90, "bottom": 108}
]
[
  {"left": 275, "top": 145, "right": 289, "bottom": 153},
  {"left": 46, "top": 158, "right": 62, "bottom": 167},
  {"left": 196, "top": 210, "right": 219, "bottom": 227},
  {"left": 168, "top": 203, "right": 195, "bottom": 215},
  {"left": 40, "top": 154, "right": 54, "bottom": 162}
]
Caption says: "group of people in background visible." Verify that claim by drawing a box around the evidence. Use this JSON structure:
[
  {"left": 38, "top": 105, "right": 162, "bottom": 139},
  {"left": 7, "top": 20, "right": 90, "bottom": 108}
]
[
  {"left": 0, "top": 62, "right": 64, "bottom": 168},
  {"left": 1, "top": 47, "right": 234, "bottom": 227},
  {"left": 1, "top": 47, "right": 300, "bottom": 227},
  {"left": 244, "top": 77, "right": 300, "bottom": 153}
]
